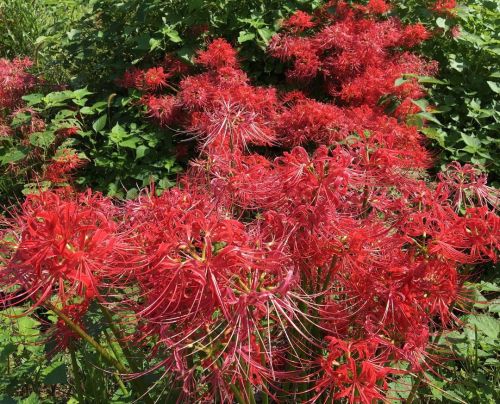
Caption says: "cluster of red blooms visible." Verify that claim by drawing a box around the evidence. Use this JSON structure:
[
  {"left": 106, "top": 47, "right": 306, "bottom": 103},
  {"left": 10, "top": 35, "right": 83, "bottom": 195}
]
[
  {"left": 268, "top": 0, "right": 436, "bottom": 117},
  {"left": 0, "top": 57, "right": 37, "bottom": 111},
  {"left": 432, "top": 0, "right": 458, "bottom": 16},
  {"left": 1, "top": 2, "right": 498, "bottom": 403},
  {"left": 0, "top": 58, "right": 37, "bottom": 137}
]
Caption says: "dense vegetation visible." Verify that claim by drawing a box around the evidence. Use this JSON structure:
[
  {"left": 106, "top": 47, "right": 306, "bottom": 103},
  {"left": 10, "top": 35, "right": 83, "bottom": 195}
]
[{"left": 0, "top": 1, "right": 498, "bottom": 403}]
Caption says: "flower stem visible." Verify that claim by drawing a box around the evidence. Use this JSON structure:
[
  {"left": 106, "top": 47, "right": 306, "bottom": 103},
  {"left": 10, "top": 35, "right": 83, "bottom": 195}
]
[{"left": 46, "top": 302, "right": 129, "bottom": 374}]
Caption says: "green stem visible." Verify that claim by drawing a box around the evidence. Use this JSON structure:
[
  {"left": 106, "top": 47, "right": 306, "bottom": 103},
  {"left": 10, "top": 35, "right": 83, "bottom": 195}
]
[
  {"left": 99, "top": 304, "right": 142, "bottom": 373},
  {"left": 113, "top": 372, "right": 129, "bottom": 397},
  {"left": 228, "top": 382, "right": 247, "bottom": 404},
  {"left": 46, "top": 302, "right": 129, "bottom": 374},
  {"left": 69, "top": 347, "right": 85, "bottom": 403}
]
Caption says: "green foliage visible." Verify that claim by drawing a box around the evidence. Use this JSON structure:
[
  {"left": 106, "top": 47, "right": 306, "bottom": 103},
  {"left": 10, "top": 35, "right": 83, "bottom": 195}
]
[
  {"left": 74, "top": 91, "right": 182, "bottom": 198},
  {"left": 409, "top": 269, "right": 500, "bottom": 403},
  {"left": 52, "top": 0, "right": 322, "bottom": 88},
  {"left": 0, "top": 86, "right": 182, "bottom": 203},
  {"left": 0, "top": 0, "right": 87, "bottom": 83},
  {"left": 393, "top": 0, "right": 500, "bottom": 179},
  {"left": 0, "top": 88, "right": 90, "bottom": 205},
  {"left": 0, "top": 308, "right": 66, "bottom": 403}
]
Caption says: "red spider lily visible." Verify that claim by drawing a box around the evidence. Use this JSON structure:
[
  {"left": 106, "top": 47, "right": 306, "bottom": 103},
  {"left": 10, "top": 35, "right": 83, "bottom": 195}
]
[
  {"left": 44, "top": 149, "right": 85, "bottom": 184},
  {"left": 0, "top": 190, "right": 135, "bottom": 310},
  {"left": 0, "top": 58, "right": 37, "bottom": 110},
  {"left": 118, "top": 67, "right": 170, "bottom": 91},
  {"left": 282, "top": 11, "right": 316, "bottom": 33},
  {"left": 269, "top": 1, "right": 436, "bottom": 112},
  {"left": 141, "top": 94, "right": 180, "bottom": 126},
  {"left": 438, "top": 162, "right": 500, "bottom": 210},
  {"left": 45, "top": 301, "right": 89, "bottom": 355},
  {"left": 432, "top": 0, "right": 458, "bottom": 16},
  {"left": 196, "top": 38, "right": 239, "bottom": 70},
  {"left": 315, "top": 337, "right": 399, "bottom": 403}
]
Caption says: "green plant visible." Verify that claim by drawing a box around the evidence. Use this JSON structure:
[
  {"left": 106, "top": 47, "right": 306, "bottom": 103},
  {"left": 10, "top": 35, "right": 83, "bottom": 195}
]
[
  {"left": 405, "top": 270, "right": 500, "bottom": 403},
  {"left": 52, "top": 0, "right": 322, "bottom": 89},
  {"left": 392, "top": 0, "right": 500, "bottom": 179},
  {"left": 0, "top": 0, "right": 86, "bottom": 84}
]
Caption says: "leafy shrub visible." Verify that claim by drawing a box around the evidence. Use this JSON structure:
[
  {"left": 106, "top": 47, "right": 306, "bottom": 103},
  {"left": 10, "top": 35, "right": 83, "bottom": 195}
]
[
  {"left": 392, "top": 0, "right": 500, "bottom": 179},
  {"left": 0, "top": 0, "right": 86, "bottom": 83},
  {"left": 51, "top": 0, "right": 323, "bottom": 89},
  {"left": 0, "top": 58, "right": 90, "bottom": 205},
  {"left": 1, "top": 3, "right": 498, "bottom": 403}
]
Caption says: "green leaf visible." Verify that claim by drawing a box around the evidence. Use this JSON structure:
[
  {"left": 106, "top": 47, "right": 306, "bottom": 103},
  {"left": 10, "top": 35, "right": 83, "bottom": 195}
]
[
  {"left": 0, "top": 343, "right": 16, "bottom": 362},
  {"left": 135, "top": 145, "right": 148, "bottom": 160},
  {"left": 461, "top": 133, "right": 481, "bottom": 149},
  {"left": 43, "top": 363, "right": 68, "bottom": 385},
  {"left": 486, "top": 81, "right": 499, "bottom": 93},
  {"left": 92, "top": 115, "right": 107, "bottom": 132},
  {"left": 126, "top": 188, "right": 139, "bottom": 199},
  {"left": 29, "top": 131, "right": 56, "bottom": 149},
  {"left": 421, "top": 127, "right": 446, "bottom": 148},
  {"left": 436, "top": 17, "right": 448, "bottom": 30},
  {"left": 109, "top": 123, "right": 127, "bottom": 143},
  {"left": 43, "top": 91, "right": 74, "bottom": 107},
  {"left": 166, "top": 30, "right": 182, "bottom": 43},
  {"left": 72, "top": 88, "right": 93, "bottom": 100},
  {"left": 119, "top": 138, "right": 138, "bottom": 148},
  {"left": 467, "top": 315, "right": 500, "bottom": 339},
  {"left": 1, "top": 148, "right": 27, "bottom": 164},
  {"left": 19, "top": 393, "right": 40, "bottom": 404},
  {"left": 417, "top": 76, "right": 447, "bottom": 85},
  {"left": 79, "top": 106, "right": 96, "bottom": 115},
  {"left": 149, "top": 37, "right": 162, "bottom": 51},
  {"left": 411, "top": 99, "right": 429, "bottom": 112},
  {"left": 238, "top": 31, "right": 255, "bottom": 43},
  {"left": 257, "top": 28, "right": 274, "bottom": 44},
  {"left": 417, "top": 112, "right": 442, "bottom": 125},
  {"left": 21, "top": 93, "right": 44, "bottom": 106}
]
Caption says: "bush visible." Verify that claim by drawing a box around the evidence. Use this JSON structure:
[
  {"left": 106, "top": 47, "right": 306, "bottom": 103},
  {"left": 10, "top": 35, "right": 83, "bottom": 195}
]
[
  {"left": 0, "top": 0, "right": 86, "bottom": 84},
  {"left": 1, "top": 3, "right": 498, "bottom": 402},
  {"left": 392, "top": 0, "right": 500, "bottom": 179},
  {"left": 52, "top": 0, "right": 323, "bottom": 89}
]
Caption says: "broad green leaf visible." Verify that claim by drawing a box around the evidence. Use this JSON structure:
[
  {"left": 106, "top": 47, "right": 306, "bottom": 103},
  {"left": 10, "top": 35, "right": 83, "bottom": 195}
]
[
  {"left": 29, "top": 131, "right": 56, "bottom": 149},
  {"left": 92, "top": 115, "right": 107, "bottom": 132},
  {"left": 79, "top": 106, "right": 96, "bottom": 115},
  {"left": 43, "top": 363, "right": 68, "bottom": 385},
  {"left": 109, "top": 123, "right": 127, "bottom": 143},
  {"left": 21, "top": 93, "right": 44, "bottom": 106},
  {"left": 411, "top": 98, "right": 429, "bottom": 112},
  {"left": 135, "top": 145, "right": 148, "bottom": 160},
  {"left": 421, "top": 127, "right": 446, "bottom": 148},
  {"left": 436, "top": 17, "right": 448, "bottom": 30},
  {"left": 126, "top": 188, "right": 139, "bottom": 199},
  {"left": 119, "top": 138, "right": 138, "bottom": 148},
  {"left": 461, "top": 133, "right": 481, "bottom": 148},
  {"left": 166, "top": 30, "right": 182, "bottom": 43},
  {"left": 238, "top": 31, "right": 255, "bottom": 43},
  {"left": 0, "top": 343, "right": 16, "bottom": 362},
  {"left": 486, "top": 81, "right": 499, "bottom": 93},
  {"left": 257, "top": 28, "right": 274, "bottom": 44},
  {"left": 1, "top": 148, "right": 27, "bottom": 164},
  {"left": 467, "top": 314, "right": 500, "bottom": 339},
  {"left": 72, "top": 88, "right": 93, "bottom": 99}
]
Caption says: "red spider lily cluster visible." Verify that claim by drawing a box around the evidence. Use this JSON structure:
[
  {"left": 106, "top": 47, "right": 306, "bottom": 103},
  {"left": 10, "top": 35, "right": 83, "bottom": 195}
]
[
  {"left": 0, "top": 57, "right": 37, "bottom": 111},
  {"left": 1, "top": 2, "right": 498, "bottom": 403},
  {"left": 432, "top": 0, "right": 458, "bottom": 16},
  {"left": 0, "top": 58, "right": 37, "bottom": 137}
]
